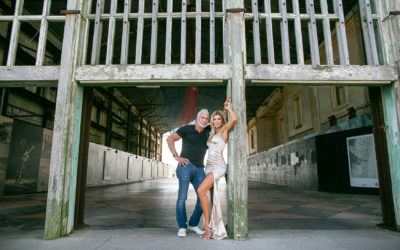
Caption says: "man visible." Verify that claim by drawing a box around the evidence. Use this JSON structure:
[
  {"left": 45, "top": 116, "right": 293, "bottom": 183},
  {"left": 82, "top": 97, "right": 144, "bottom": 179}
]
[{"left": 167, "top": 109, "right": 210, "bottom": 237}]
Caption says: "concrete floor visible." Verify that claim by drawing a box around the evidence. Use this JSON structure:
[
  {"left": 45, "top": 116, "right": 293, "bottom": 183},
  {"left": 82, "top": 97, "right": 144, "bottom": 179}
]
[{"left": 1, "top": 178, "right": 399, "bottom": 249}]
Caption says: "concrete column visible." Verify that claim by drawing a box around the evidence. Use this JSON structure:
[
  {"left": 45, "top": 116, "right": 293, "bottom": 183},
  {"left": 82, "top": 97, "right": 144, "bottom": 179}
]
[
  {"left": 44, "top": 0, "right": 85, "bottom": 239},
  {"left": 376, "top": 0, "right": 400, "bottom": 230},
  {"left": 226, "top": 0, "right": 248, "bottom": 240}
]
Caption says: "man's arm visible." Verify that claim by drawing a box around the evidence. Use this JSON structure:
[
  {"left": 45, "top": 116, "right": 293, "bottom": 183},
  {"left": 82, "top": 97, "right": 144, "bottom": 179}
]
[{"left": 166, "top": 132, "right": 189, "bottom": 166}]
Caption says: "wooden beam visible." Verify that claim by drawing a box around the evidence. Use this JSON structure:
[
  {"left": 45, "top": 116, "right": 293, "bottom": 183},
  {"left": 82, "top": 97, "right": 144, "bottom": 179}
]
[
  {"left": 226, "top": 0, "right": 248, "bottom": 241},
  {"left": 44, "top": 0, "right": 85, "bottom": 240},
  {"left": 369, "top": 87, "right": 396, "bottom": 229},
  {"left": 306, "top": 0, "right": 320, "bottom": 65},
  {"left": 279, "top": 0, "right": 290, "bottom": 65},
  {"left": 320, "top": 0, "right": 333, "bottom": 65},
  {"left": 264, "top": 0, "right": 275, "bottom": 64},
  {"left": 150, "top": 0, "right": 159, "bottom": 65},
  {"left": 35, "top": 0, "right": 51, "bottom": 66},
  {"left": 75, "top": 65, "right": 231, "bottom": 83},
  {"left": 105, "top": 0, "right": 117, "bottom": 65},
  {"left": 74, "top": 87, "right": 93, "bottom": 230},
  {"left": 6, "top": 0, "right": 23, "bottom": 66},
  {"left": 0, "top": 66, "right": 59, "bottom": 85},
  {"left": 80, "top": 0, "right": 93, "bottom": 65},
  {"left": 195, "top": 0, "right": 201, "bottom": 64},
  {"left": 381, "top": 78, "right": 400, "bottom": 230},
  {"left": 334, "top": 0, "right": 350, "bottom": 65},
  {"left": 375, "top": 0, "right": 400, "bottom": 65},
  {"left": 251, "top": 0, "right": 261, "bottom": 65},
  {"left": 210, "top": 0, "right": 215, "bottom": 64},
  {"left": 292, "top": 0, "right": 304, "bottom": 64},
  {"left": 120, "top": 0, "right": 131, "bottom": 65},
  {"left": 165, "top": 0, "right": 173, "bottom": 64},
  {"left": 376, "top": 0, "right": 400, "bottom": 230},
  {"left": 246, "top": 65, "right": 397, "bottom": 85},
  {"left": 135, "top": 0, "right": 144, "bottom": 64},
  {"left": 1, "top": 64, "right": 395, "bottom": 87},
  {"left": 180, "top": 0, "right": 187, "bottom": 64},
  {"left": 90, "top": 0, "right": 105, "bottom": 65}
]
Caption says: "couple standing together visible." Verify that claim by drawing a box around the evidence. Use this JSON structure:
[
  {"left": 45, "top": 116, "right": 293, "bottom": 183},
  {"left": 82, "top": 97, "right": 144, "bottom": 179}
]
[{"left": 167, "top": 98, "right": 237, "bottom": 240}]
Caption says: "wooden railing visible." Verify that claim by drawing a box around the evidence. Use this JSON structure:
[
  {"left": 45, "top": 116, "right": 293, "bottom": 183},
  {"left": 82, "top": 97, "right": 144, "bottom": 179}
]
[
  {"left": 0, "top": 0, "right": 65, "bottom": 66},
  {"left": 0, "top": 0, "right": 386, "bottom": 67}
]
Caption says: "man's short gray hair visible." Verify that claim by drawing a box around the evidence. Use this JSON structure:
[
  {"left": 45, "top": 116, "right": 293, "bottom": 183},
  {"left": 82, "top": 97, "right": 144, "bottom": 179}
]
[{"left": 197, "top": 109, "right": 209, "bottom": 118}]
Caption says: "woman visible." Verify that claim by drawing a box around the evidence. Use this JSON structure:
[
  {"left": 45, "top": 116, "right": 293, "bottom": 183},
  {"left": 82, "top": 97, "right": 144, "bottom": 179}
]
[{"left": 197, "top": 99, "right": 237, "bottom": 240}]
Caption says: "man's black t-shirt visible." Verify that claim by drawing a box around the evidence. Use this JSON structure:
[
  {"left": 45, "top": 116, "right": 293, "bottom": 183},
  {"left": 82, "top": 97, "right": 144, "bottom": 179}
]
[{"left": 176, "top": 124, "right": 211, "bottom": 168}]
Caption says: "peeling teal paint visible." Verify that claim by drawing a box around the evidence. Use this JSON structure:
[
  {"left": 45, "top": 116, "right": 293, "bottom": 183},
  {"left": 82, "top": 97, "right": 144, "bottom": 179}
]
[
  {"left": 68, "top": 84, "right": 84, "bottom": 233},
  {"left": 381, "top": 84, "right": 400, "bottom": 228}
]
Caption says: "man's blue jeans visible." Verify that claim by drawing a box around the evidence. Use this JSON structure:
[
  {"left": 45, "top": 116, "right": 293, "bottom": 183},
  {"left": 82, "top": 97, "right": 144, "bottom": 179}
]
[{"left": 176, "top": 163, "right": 205, "bottom": 229}]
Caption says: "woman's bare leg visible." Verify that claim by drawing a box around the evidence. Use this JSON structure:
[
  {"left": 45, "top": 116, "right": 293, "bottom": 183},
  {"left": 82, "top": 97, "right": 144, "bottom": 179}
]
[{"left": 197, "top": 173, "right": 214, "bottom": 239}]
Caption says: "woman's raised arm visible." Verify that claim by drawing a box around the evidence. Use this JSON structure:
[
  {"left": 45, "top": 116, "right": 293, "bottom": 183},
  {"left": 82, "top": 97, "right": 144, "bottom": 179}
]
[{"left": 221, "top": 99, "right": 237, "bottom": 142}]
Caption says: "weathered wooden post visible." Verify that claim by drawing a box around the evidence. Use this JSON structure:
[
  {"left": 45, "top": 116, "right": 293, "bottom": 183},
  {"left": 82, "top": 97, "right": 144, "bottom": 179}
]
[
  {"left": 44, "top": 0, "right": 85, "bottom": 239},
  {"left": 374, "top": 0, "right": 400, "bottom": 230},
  {"left": 226, "top": 0, "right": 248, "bottom": 240}
]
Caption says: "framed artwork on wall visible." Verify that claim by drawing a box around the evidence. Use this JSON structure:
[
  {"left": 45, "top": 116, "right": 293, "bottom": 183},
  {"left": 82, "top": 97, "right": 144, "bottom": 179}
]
[{"left": 346, "top": 133, "right": 379, "bottom": 188}]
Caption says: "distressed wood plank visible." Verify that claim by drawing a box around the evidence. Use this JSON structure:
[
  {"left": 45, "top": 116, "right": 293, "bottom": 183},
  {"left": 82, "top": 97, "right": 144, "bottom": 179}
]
[
  {"left": 320, "top": 0, "right": 333, "bottom": 65},
  {"left": 90, "top": 0, "right": 105, "bottom": 65},
  {"left": 381, "top": 81, "right": 400, "bottom": 229},
  {"left": 370, "top": 0, "right": 386, "bottom": 65},
  {"left": 363, "top": 0, "right": 379, "bottom": 65},
  {"left": 81, "top": 0, "right": 93, "bottom": 65},
  {"left": 75, "top": 64, "right": 231, "bottom": 82},
  {"left": 246, "top": 64, "right": 397, "bottom": 84},
  {"left": 0, "top": 15, "right": 65, "bottom": 21},
  {"left": 150, "top": 0, "right": 159, "bottom": 64},
  {"left": 334, "top": 0, "right": 349, "bottom": 65},
  {"left": 292, "top": 0, "right": 304, "bottom": 64},
  {"left": 36, "top": 0, "right": 51, "bottom": 66},
  {"left": 358, "top": 0, "right": 373, "bottom": 65},
  {"left": 2, "top": 64, "right": 395, "bottom": 86},
  {"left": 44, "top": 0, "right": 84, "bottom": 239},
  {"left": 210, "top": 0, "right": 215, "bottom": 64},
  {"left": 375, "top": 0, "right": 399, "bottom": 65},
  {"left": 6, "top": 0, "right": 24, "bottom": 66},
  {"left": 279, "top": 0, "right": 290, "bottom": 64},
  {"left": 81, "top": 11, "right": 355, "bottom": 20},
  {"left": 306, "top": 0, "right": 320, "bottom": 65},
  {"left": 264, "top": 0, "right": 275, "bottom": 64},
  {"left": 83, "top": 11, "right": 249, "bottom": 20},
  {"left": 252, "top": 0, "right": 261, "bottom": 64},
  {"left": 165, "top": 0, "right": 173, "bottom": 64},
  {"left": 223, "top": 0, "right": 228, "bottom": 63},
  {"left": 120, "top": 0, "right": 131, "bottom": 64},
  {"left": 0, "top": 66, "right": 59, "bottom": 83},
  {"left": 226, "top": 0, "right": 248, "bottom": 241},
  {"left": 195, "top": 0, "right": 201, "bottom": 64},
  {"left": 135, "top": 0, "right": 145, "bottom": 64},
  {"left": 376, "top": 0, "right": 400, "bottom": 229},
  {"left": 79, "top": 11, "right": 383, "bottom": 21},
  {"left": 106, "top": 0, "right": 118, "bottom": 65},
  {"left": 181, "top": 0, "right": 187, "bottom": 64}
]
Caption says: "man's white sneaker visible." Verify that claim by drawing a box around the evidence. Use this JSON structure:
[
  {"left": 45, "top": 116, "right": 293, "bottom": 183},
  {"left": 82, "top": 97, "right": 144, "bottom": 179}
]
[
  {"left": 188, "top": 226, "right": 205, "bottom": 235},
  {"left": 177, "top": 228, "right": 187, "bottom": 237}
]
